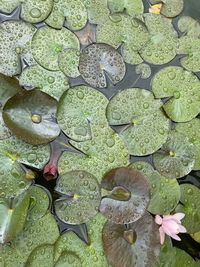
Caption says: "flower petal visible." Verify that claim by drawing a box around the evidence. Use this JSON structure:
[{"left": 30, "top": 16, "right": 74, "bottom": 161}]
[
  {"left": 155, "top": 215, "right": 163, "bottom": 225},
  {"left": 159, "top": 226, "right": 165, "bottom": 245},
  {"left": 170, "top": 233, "right": 181, "bottom": 241},
  {"left": 162, "top": 220, "right": 180, "bottom": 235},
  {"left": 178, "top": 224, "right": 187, "bottom": 233},
  {"left": 172, "top": 213, "right": 185, "bottom": 223}
]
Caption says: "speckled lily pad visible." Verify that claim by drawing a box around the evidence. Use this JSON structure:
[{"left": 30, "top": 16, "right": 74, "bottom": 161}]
[
  {"left": 150, "top": 0, "right": 184, "bottom": 18},
  {"left": 153, "top": 131, "right": 195, "bottom": 179},
  {"left": 3, "top": 90, "right": 60, "bottom": 145},
  {"left": 107, "top": 88, "right": 170, "bottom": 156},
  {"left": 108, "top": 0, "right": 144, "bottom": 16},
  {"left": 57, "top": 86, "right": 108, "bottom": 142},
  {"left": 100, "top": 167, "right": 150, "bottom": 224},
  {"left": 58, "top": 49, "right": 80, "bottom": 78},
  {"left": 31, "top": 26, "right": 80, "bottom": 71},
  {"left": 0, "top": 20, "right": 36, "bottom": 76},
  {"left": 79, "top": 43, "right": 126, "bottom": 88},
  {"left": 103, "top": 212, "right": 160, "bottom": 267},
  {"left": 19, "top": 64, "right": 69, "bottom": 101},
  {"left": 130, "top": 161, "right": 181, "bottom": 214},
  {"left": 151, "top": 66, "right": 200, "bottom": 122},
  {"left": 175, "top": 184, "right": 200, "bottom": 234},
  {"left": 135, "top": 63, "right": 151, "bottom": 79},
  {"left": 45, "top": 0, "right": 87, "bottom": 30},
  {"left": 178, "top": 16, "right": 200, "bottom": 37},
  {"left": 55, "top": 170, "right": 101, "bottom": 224}
]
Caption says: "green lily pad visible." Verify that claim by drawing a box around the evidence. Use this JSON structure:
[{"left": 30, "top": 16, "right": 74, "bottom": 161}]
[
  {"left": 153, "top": 131, "right": 195, "bottom": 179},
  {"left": 0, "top": 191, "right": 30, "bottom": 244},
  {"left": 96, "top": 15, "right": 149, "bottom": 65},
  {"left": 175, "top": 118, "right": 200, "bottom": 170},
  {"left": 55, "top": 251, "right": 82, "bottom": 267},
  {"left": 103, "top": 212, "right": 160, "bottom": 267},
  {"left": 130, "top": 161, "right": 181, "bottom": 214},
  {"left": 79, "top": 43, "right": 126, "bottom": 88},
  {"left": 177, "top": 36, "right": 200, "bottom": 72},
  {"left": 135, "top": 63, "right": 151, "bottom": 79},
  {"left": 57, "top": 86, "right": 108, "bottom": 142},
  {"left": 175, "top": 184, "right": 200, "bottom": 234},
  {"left": 54, "top": 213, "right": 109, "bottom": 267},
  {"left": 150, "top": 0, "right": 184, "bottom": 18},
  {"left": 151, "top": 66, "right": 200, "bottom": 122},
  {"left": 100, "top": 167, "right": 150, "bottom": 224},
  {"left": 1, "top": 212, "right": 59, "bottom": 267},
  {"left": 191, "top": 232, "right": 200, "bottom": 244},
  {"left": 0, "top": 0, "right": 53, "bottom": 23},
  {"left": 45, "top": 0, "right": 87, "bottom": 30},
  {"left": 55, "top": 170, "right": 101, "bottom": 224},
  {"left": 108, "top": 0, "right": 144, "bottom": 16},
  {"left": 107, "top": 88, "right": 170, "bottom": 156},
  {"left": 19, "top": 64, "right": 70, "bottom": 101},
  {"left": 141, "top": 14, "right": 178, "bottom": 65},
  {"left": 31, "top": 26, "right": 80, "bottom": 71},
  {"left": 0, "top": 74, "right": 21, "bottom": 139},
  {"left": 58, "top": 49, "right": 80, "bottom": 78},
  {"left": 3, "top": 90, "right": 60, "bottom": 145},
  {"left": 0, "top": 21, "right": 36, "bottom": 76},
  {"left": 178, "top": 16, "right": 200, "bottom": 37}
]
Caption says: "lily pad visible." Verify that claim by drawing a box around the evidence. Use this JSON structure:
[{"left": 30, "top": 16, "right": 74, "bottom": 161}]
[
  {"left": 58, "top": 49, "right": 80, "bottom": 78},
  {"left": 96, "top": 15, "right": 149, "bottom": 65},
  {"left": 0, "top": 20, "right": 36, "bottom": 76},
  {"left": 108, "top": 0, "right": 144, "bottom": 16},
  {"left": 45, "top": 0, "right": 87, "bottom": 31},
  {"left": 191, "top": 232, "right": 200, "bottom": 244},
  {"left": 54, "top": 251, "right": 82, "bottom": 267},
  {"left": 100, "top": 167, "right": 150, "bottom": 224},
  {"left": 0, "top": 0, "right": 53, "bottom": 23},
  {"left": 54, "top": 170, "right": 101, "bottom": 224},
  {"left": 150, "top": 0, "right": 184, "bottom": 18},
  {"left": 175, "top": 184, "right": 200, "bottom": 234},
  {"left": 102, "top": 212, "right": 160, "bottom": 267},
  {"left": 153, "top": 131, "right": 195, "bottom": 179},
  {"left": 178, "top": 16, "right": 200, "bottom": 37},
  {"left": 57, "top": 86, "right": 108, "bottom": 142},
  {"left": 151, "top": 66, "right": 200, "bottom": 122},
  {"left": 135, "top": 63, "right": 151, "bottom": 79},
  {"left": 130, "top": 161, "right": 181, "bottom": 214},
  {"left": 19, "top": 64, "right": 70, "bottom": 101},
  {"left": 31, "top": 26, "right": 80, "bottom": 71},
  {"left": 107, "top": 88, "right": 170, "bottom": 156},
  {"left": 54, "top": 213, "right": 109, "bottom": 267},
  {"left": 3, "top": 90, "right": 60, "bottom": 145},
  {"left": 79, "top": 43, "right": 126, "bottom": 88},
  {"left": 0, "top": 191, "right": 30, "bottom": 244},
  {"left": 140, "top": 14, "right": 178, "bottom": 65}
]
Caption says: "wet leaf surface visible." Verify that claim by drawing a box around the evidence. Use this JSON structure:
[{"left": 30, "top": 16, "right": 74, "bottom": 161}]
[
  {"left": 150, "top": 0, "right": 184, "bottom": 18},
  {"left": 108, "top": 0, "right": 144, "bottom": 17}
]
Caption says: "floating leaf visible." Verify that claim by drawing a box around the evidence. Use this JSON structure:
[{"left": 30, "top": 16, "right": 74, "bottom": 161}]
[
  {"left": 103, "top": 212, "right": 160, "bottom": 267},
  {"left": 54, "top": 213, "right": 109, "bottom": 267},
  {"left": 176, "top": 184, "right": 200, "bottom": 234},
  {"left": 141, "top": 14, "right": 178, "bottom": 65},
  {"left": 58, "top": 49, "right": 80, "bottom": 78},
  {"left": 45, "top": 0, "right": 87, "bottom": 31},
  {"left": 108, "top": 0, "right": 144, "bottom": 16},
  {"left": 79, "top": 43, "right": 126, "bottom": 88},
  {"left": 3, "top": 90, "right": 60, "bottom": 145},
  {"left": 0, "top": 191, "right": 30, "bottom": 244},
  {"left": 19, "top": 64, "right": 69, "bottom": 101},
  {"left": 130, "top": 161, "right": 181, "bottom": 214},
  {"left": 0, "top": 21, "right": 36, "bottom": 76},
  {"left": 31, "top": 26, "right": 80, "bottom": 71},
  {"left": 96, "top": 15, "right": 149, "bottom": 65},
  {"left": 150, "top": 0, "right": 184, "bottom": 18},
  {"left": 74, "top": 22, "right": 96, "bottom": 47},
  {"left": 55, "top": 170, "right": 101, "bottom": 224},
  {"left": 190, "top": 232, "right": 200, "bottom": 244},
  {"left": 57, "top": 86, "right": 108, "bottom": 142},
  {"left": 135, "top": 63, "right": 151, "bottom": 79},
  {"left": 100, "top": 167, "right": 150, "bottom": 224},
  {"left": 153, "top": 131, "right": 195, "bottom": 179},
  {"left": 178, "top": 16, "right": 200, "bottom": 37},
  {"left": 55, "top": 251, "right": 82, "bottom": 267},
  {"left": 107, "top": 88, "right": 170, "bottom": 156},
  {"left": 151, "top": 66, "right": 200, "bottom": 122}
]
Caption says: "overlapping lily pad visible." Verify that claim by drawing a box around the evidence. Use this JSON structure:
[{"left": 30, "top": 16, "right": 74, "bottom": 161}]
[
  {"left": 178, "top": 16, "right": 200, "bottom": 37},
  {"left": 107, "top": 88, "right": 170, "bottom": 156},
  {"left": 55, "top": 170, "right": 101, "bottom": 224},
  {"left": 175, "top": 184, "right": 200, "bottom": 234},
  {"left": 79, "top": 43, "right": 126, "bottom": 88},
  {"left": 153, "top": 131, "right": 195, "bottom": 179},
  {"left": 45, "top": 0, "right": 87, "bottom": 31},
  {"left": 0, "top": 20, "right": 36, "bottom": 76},
  {"left": 140, "top": 14, "right": 178, "bottom": 64},
  {"left": 31, "top": 26, "right": 80, "bottom": 71},
  {"left": 103, "top": 212, "right": 160, "bottom": 267},
  {"left": 19, "top": 64, "right": 70, "bottom": 100},
  {"left": 96, "top": 15, "right": 149, "bottom": 65},
  {"left": 100, "top": 167, "right": 150, "bottom": 224},
  {"left": 3, "top": 90, "right": 60, "bottom": 144},
  {"left": 57, "top": 86, "right": 108, "bottom": 142},
  {"left": 150, "top": 0, "right": 184, "bottom": 18},
  {"left": 58, "top": 49, "right": 80, "bottom": 78},
  {"left": 151, "top": 66, "right": 200, "bottom": 122},
  {"left": 108, "top": 0, "right": 144, "bottom": 16},
  {"left": 135, "top": 63, "right": 151, "bottom": 79},
  {"left": 130, "top": 161, "right": 181, "bottom": 214}
]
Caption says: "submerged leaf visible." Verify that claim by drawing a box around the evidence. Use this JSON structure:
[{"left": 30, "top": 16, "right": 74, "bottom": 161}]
[{"left": 178, "top": 16, "right": 200, "bottom": 37}]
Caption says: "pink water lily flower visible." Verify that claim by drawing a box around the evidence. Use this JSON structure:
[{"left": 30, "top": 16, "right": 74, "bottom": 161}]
[{"left": 155, "top": 213, "right": 187, "bottom": 245}]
